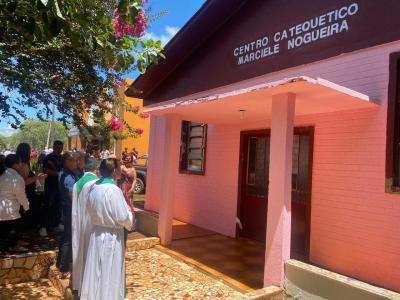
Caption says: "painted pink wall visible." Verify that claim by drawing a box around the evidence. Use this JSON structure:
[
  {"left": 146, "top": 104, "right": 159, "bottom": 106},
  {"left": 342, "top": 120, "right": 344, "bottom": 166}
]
[{"left": 145, "top": 41, "right": 400, "bottom": 292}]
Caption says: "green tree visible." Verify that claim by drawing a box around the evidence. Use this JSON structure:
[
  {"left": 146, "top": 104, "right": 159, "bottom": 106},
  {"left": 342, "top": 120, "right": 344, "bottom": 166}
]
[
  {"left": 0, "top": 134, "right": 9, "bottom": 149},
  {"left": 8, "top": 119, "right": 67, "bottom": 151},
  {"left": 0, "top": 0, "right": 164, "bottom": 129}
]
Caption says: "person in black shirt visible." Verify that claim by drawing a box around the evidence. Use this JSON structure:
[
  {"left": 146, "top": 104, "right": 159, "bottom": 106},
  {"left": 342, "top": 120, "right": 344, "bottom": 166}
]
[{"left": 40, "top": 140, "right": 64, "bottom": 237}]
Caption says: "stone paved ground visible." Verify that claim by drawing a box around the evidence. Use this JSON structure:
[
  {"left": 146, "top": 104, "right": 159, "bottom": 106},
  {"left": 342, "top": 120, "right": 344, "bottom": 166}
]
[
  {"left": 0, "top": 278, "right": 63, "bottom": 299},
  {"left": 126, "top": 248, "right": 246, "bottom": 300}
]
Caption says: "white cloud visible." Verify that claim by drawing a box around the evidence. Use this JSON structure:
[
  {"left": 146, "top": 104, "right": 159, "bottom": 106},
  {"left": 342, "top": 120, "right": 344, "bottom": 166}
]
[
  {"left": 144, "top": 26, "right": 180, "bottom": 46},
  {"left": 0, "top": 125, "right": 17, "bottom": 137}
]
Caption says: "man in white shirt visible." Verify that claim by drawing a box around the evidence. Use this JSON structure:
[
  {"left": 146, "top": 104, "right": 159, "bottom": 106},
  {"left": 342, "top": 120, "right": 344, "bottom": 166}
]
[{"left": 0, "top": 154, "right": 30, "bottom": 252}]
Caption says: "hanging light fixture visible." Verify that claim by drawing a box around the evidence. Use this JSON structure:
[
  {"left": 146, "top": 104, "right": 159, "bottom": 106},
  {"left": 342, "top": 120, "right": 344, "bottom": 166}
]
[{"left": 239, "top": 109, "right": 246, "bottom": 119}]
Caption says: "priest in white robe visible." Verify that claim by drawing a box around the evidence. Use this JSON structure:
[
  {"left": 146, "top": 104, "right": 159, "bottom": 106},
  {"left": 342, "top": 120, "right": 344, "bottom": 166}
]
[
  {"left": 80, "top": 158, "right": 135, "bottom": 300},
  {"left": 71, "top": 157, "right": 101, "bottom": 295}
]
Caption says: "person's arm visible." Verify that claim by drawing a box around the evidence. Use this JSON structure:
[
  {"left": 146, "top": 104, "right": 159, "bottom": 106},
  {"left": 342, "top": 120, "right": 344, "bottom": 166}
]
[
  {"left": 24, "top": 173, "right": 47, "bottom": 185},
  {"left": 127, "top": 167, "right": 137, "bottom": 196},
  {"left": 64, "top": 175, "right": 76, "bottom": 201},
  {"left": 14, "top": 175, "right": 29, "bottom": 211},
  {"left": 19, "top": 163, "right": 30, "bottom": 179},
  {"left": 111, "top": 187, "right": 135, "bottom": 230}
]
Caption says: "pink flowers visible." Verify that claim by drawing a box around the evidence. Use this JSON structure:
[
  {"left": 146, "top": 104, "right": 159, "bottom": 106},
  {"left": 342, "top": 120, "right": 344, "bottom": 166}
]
[
  {"left": 109, "top": 118, "right": 123, "bottom": 131},
  {"left": 112, "top": 7, "right": 148, "bottom": 40},
  {"left": 114, "top": 80, "right": 123, "bottom": 88},
  {"left": 139, "top": 112, "right": 149, "bottom": 119},
  {"left": 134, "top": 128, "right": 144, "bottom": 135},
  {"left": 133, "top": 105, "right": 141, "bottom": 113}
]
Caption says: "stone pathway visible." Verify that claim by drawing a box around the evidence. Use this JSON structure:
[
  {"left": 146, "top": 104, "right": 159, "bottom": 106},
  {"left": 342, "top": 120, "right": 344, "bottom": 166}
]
[
  {"left": 126, "top": 248, "right": 245, "bottom": 299},
  {"left": 0, "top": 278, "right": 63, "bottom": 299}
]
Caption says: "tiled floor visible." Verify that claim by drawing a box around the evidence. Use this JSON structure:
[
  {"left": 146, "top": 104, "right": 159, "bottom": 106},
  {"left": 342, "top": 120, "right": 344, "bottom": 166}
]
[
  {"left": 166, "top": 234, "right": 265, "bottom": 291},
  {"left": 172, "top": 220, "right": 215, "bottom": 240},
  {"left": 126, "top": 247, "right": 245, "bottom": 299}
]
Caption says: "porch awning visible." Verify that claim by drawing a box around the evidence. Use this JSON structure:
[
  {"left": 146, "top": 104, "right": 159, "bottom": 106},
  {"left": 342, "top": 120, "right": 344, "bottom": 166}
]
[{"left": 145, "top": 76, "right": 377, "bottom": 124}]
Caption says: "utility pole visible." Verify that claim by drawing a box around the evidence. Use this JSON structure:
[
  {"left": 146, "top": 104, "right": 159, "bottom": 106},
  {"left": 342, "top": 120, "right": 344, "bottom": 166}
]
[{"left": 46, "top": 103, "right": 55, "bottom": 149}]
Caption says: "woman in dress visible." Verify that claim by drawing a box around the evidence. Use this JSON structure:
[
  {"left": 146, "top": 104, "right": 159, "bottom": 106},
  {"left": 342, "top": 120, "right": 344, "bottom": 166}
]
[
  {"left": 15, "top": 143, "right": 47, "bottom": 230},
  {"left": 118, "top": 162, "right": 137, "bottom": 211}
]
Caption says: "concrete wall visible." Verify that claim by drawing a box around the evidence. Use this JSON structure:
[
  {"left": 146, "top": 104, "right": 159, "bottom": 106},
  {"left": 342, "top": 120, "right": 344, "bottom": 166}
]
[{"left": 145, "top": 41, "right": 400, "bottom": 292}]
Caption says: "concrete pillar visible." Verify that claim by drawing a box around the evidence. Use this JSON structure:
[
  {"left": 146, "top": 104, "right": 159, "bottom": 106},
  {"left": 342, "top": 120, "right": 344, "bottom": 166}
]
[
  {"left": 144, "top": 115, "right": 158, "bottom": 211},
  {"left": 158, "top": 114, "right": 181, "bottom": 245},
  {"left": 264, "top": 93, "right": 296, "bottom": 287}
]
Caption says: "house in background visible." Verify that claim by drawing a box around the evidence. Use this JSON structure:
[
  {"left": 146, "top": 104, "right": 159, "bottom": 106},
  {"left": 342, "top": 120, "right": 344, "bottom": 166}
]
[
  {"left": 68, "top": 78, "right": 150, "bottom": 158},
  {"left": 127, "top": 0, "right": 400, "bottom": 297},
  {"left": 115, "top": 79, "right": 150, "bottom": 159}
]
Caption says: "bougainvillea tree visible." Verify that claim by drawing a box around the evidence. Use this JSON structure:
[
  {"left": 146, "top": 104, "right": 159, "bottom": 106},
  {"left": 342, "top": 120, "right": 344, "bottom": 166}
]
[{"left": 0, "top": 0, "right": 164, "bottom": 138}]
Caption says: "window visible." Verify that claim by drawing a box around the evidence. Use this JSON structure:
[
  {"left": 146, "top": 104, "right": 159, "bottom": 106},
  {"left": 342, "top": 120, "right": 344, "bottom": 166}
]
[
  {"left": 386, "top": 52, "right": 400, "bottom": 192},
  {"left": 179, "top": 121, "right": 207, "bottom": 175}
]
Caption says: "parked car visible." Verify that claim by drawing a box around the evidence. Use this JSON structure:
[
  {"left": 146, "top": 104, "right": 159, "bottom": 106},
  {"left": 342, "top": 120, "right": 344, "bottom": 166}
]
[{"left": 133, "top": 155, "right": 147, "bottom": 194}]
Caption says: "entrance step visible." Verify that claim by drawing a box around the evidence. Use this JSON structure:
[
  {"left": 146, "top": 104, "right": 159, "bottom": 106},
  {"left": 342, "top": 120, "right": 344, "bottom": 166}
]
[
  {"left": 285, "top": 260, "right": 400, "bottom": 300},
  {"left": 0, "top": 278, "right": 63, "bottom": 299},
  {"left": 134, "top": 208, "right": 159, "bottom": 237},
  {"left": 126, "top": 236, "right": 160, "bottom": 252}
]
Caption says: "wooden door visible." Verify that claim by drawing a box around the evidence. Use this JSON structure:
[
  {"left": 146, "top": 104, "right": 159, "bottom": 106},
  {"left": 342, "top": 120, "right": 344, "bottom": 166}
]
[
  {"left": 238, "top": 131, "right": 270, "bottom": 243},
  {"left": 290, "top": 128, "right": 313, "bottom": 261},
  {"left": 238, "top": 127, "right": 313, "bottom": 261}
]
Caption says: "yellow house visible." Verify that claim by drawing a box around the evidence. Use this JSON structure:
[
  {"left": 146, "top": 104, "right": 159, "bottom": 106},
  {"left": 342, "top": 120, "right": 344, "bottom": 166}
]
[
  {"left": 68, "top": 78, "right": 150, "bottom": 159},
  {"left": 114, "top": 78, "right": 150, "bottom": 159}
]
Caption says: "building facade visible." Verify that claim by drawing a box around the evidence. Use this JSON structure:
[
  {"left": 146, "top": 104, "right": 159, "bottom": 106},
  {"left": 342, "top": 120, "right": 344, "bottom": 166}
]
[{"left": 127, "top": 0, "right": 400, "bottom": 293}]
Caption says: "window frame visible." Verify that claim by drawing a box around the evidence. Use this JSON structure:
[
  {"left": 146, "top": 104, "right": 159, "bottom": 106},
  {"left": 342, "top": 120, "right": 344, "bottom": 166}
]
[
  {"left": 179, "top": 121, "right": 208, "bottom": 175},
  {"left": 386, "top": 52, "right": 400, "bottom": 192}
]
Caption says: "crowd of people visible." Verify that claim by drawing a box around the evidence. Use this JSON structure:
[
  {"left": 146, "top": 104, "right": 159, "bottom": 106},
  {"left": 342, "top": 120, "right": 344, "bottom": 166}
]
[
  {"left": 0, "top": 141, "right": 139, "bottom": 299},
  {"left": 122, "top": 147, "right": 139, "bottom": 165}
]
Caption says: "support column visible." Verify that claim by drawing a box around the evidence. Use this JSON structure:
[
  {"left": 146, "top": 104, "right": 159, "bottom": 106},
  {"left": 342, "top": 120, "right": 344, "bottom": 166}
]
[
  {"left": 144, "top": 115, "right": 158, "bottom": 211},
  {"left": 264, "top": 93, "right": 296, "bottom": 287},
  {"left": 158, "top": 114, "right": 181, "bottom": 245}
]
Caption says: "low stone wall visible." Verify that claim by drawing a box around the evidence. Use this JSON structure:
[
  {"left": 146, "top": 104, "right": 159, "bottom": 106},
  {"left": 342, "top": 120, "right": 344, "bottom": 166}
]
[
  {"left": 285, "top": 259, "right": 400, "bottom": 300},
  {"left": 0, "top": 251, "right": 56, "bottom": 285}
]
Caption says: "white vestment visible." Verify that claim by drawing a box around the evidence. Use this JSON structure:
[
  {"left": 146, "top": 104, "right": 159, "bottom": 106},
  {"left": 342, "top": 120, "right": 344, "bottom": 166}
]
[
  {"left": 71, "top": 172, "right": 98, "bottom": 294},
  {"left": 80, "top": 181, "right": 134, "bottom": 300}
]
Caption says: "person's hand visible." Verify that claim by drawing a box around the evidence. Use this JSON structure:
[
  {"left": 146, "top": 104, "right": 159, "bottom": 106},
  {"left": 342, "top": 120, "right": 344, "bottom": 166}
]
[{"left": 36, "top": 173, "right": 48, "bottom": 180}]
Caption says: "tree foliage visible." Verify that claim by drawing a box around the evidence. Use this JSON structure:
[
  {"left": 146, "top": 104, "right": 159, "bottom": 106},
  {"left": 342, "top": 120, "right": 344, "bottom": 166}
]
[
  {"left": 0, "top": 0, "right": 163, "bottom": 130},
  {"left": 0, "top": 134, "right": 9, "bottom": 149},
  {"left": 7, "top": 119, "right": 67, "bottom": 150}
]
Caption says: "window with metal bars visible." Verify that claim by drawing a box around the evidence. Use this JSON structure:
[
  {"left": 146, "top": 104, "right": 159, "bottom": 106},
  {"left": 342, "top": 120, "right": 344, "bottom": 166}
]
[{"left": 179, "top": 121, "right": 207, "bottom": 175}]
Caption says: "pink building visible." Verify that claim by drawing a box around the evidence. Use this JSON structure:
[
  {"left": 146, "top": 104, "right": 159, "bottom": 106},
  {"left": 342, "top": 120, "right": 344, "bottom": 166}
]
[{"left": 127, "top": 0, "right": 400, "bottom": 295}]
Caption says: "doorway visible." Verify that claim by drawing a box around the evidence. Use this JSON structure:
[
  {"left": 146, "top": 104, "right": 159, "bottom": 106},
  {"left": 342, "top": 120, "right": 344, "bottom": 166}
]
[{"left": 237, "top": 127, "right": 314, "bottom": 261}]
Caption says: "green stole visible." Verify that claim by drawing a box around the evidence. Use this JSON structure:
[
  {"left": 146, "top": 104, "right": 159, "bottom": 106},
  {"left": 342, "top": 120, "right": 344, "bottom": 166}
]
[{"left": 76, "top": 172, "right": 98, "bottom": 196}]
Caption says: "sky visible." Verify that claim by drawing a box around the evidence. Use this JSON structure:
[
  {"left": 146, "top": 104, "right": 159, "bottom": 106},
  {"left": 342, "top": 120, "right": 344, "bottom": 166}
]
[{"left": 0, "top": 0, "right": 206, "bottom": 137}]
